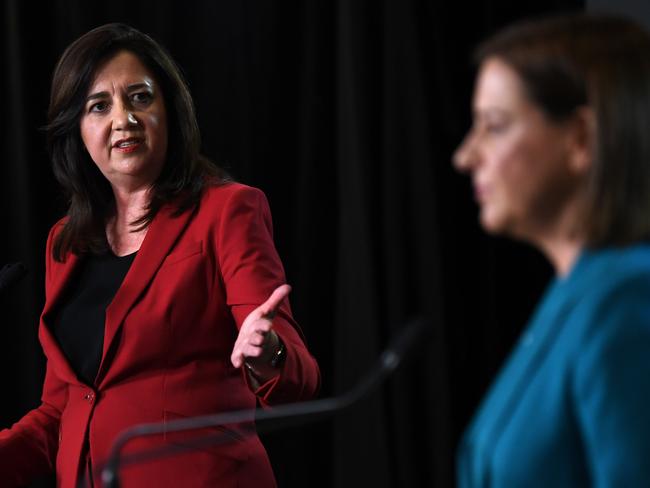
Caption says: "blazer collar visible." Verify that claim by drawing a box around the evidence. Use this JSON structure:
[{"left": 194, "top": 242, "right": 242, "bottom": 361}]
[
  {"left": 96, "top": 202, "right": 195, "bottom": 386},
  {"left": 40, "top": 251, "right": 82, "bottom": 385},
  {"left": 40, "top": 201, "right": 195, "bottom": 388}
]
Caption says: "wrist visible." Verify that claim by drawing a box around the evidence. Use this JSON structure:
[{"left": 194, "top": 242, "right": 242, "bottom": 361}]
[
  {"left": 269, "top": 339, "right": 286, "bottom": 368},
  {"left": 244, "top": 333, "right": 286, "bottom": 381}
]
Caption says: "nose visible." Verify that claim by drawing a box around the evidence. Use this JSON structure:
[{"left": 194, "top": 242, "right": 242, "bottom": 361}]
[
  {"left": 113, "top": 103, "right": 139, "bottom": 130},
  {"left": 453, "top": 131, "right": 478, "bottom": 173}
]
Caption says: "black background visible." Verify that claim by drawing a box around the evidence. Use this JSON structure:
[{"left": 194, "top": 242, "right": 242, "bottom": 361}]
[{"left": 1, "top": 1, "right": 584, "bottom": 486}]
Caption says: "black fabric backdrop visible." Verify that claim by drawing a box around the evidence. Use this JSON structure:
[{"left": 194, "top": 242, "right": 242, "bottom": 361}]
[{"left": 1, "top": 1, "right": 582, "bottom": 486}]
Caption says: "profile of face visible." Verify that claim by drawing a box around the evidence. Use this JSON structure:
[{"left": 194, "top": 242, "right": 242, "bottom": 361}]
[
  {"left": 453, "top": 57, "right": 588, "bottom": 242},
  {"left": 80, "top": 50, "right": 168, "bottom": 190}
]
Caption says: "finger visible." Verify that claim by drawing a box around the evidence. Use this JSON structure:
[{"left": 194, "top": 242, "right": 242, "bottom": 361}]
[
  {"left": 241, "top": 344, "right": 264, "bottom": 359},
  {"left": 231, "top": 348, "right": 244, "bottom": 368},
  {"left": 252, "top": 320, "right": 273, "bottom": 334},
  {"left": 231, "top": 328, "right": 270, "bottom": 366},
  {"left": 231, "top": 335, "right": 255, "bottom": 364},
  {"left": 238, "top": 312, "right": 273, "bottom": 340},
  {"left": 248, "top": 330, "right": 268, "bottom": 347},
  {"left": 231, "top": 323, "right": 271, "bottom": 367},
  {"left": 258, "top": 284, "right": 292, "bottom": 318}
]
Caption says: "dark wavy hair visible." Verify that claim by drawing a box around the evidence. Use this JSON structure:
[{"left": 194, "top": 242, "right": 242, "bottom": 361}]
[
  {"left": 476, "top": 14, "right": 650, "bottom": 247},
  {"left": 47, "top": 23, "right": 228, "bottom": 261}
]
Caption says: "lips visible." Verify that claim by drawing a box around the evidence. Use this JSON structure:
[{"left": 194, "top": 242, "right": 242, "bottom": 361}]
[
  {"left": 113, "top": 137, "right": 144, "bottom": 153},
  {"left": 473, "top": 181, "right": 490, "bottom": 203}
]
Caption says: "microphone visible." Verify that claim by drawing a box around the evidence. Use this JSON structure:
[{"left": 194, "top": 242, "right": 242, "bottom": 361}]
[
  {"left": 99, "top": 317, "right": 430, "bottom": 488},
  {"left": 0, "top": 262, "right": 27, "bottom": 296}
]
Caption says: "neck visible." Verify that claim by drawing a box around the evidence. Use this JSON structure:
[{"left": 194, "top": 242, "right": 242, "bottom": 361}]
[
  {"left": 520, "top": 186, "right": 587, "bottom": 277},
  {"left": 107, "top": 185, "right": 152, "bottom": 256},
  {"left": 529, "top": 212, "right": 584, "bottom": 276},
  {"left": 111, "top": 185, "right": 151, "bottom": 225},
  {"left": 537, "top": 235, "right": 583, "bottom": 277}
]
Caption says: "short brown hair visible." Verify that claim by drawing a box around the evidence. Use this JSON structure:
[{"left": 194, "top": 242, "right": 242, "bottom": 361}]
[{"left": 476, "top": 14, "right": 650, "bottom": 247}]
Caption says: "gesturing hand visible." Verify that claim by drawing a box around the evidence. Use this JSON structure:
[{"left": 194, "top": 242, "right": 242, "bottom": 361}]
[{"left": 230, "top": 284, "right": 291, "bottom": 372}]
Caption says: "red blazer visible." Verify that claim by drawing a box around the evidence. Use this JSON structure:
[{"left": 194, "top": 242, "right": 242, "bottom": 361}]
[{"left": 0, "top": 183, "right": 320, "bottom": 488}]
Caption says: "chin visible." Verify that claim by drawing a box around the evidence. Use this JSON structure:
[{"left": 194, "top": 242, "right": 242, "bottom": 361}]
[{"left": 479, "top": 209, "right": 505, "bottom": 235}]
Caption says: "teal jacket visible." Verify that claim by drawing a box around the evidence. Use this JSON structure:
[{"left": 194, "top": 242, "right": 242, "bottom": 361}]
[{"left": 458, "top": 244, "right": 650, "bottom": 487}]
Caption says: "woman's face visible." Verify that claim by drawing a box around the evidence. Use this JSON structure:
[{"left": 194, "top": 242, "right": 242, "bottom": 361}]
[
  {"left": 80, "top": 50, "right": 168, "bottom": 191},
  {"left": 454, "top": 57, "right": 583, "bottom": 241}
]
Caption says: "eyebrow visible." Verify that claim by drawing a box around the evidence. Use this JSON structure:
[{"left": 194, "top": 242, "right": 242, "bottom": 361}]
[{"left": 85, "top": 82, "right": 154, "bottom": 102}]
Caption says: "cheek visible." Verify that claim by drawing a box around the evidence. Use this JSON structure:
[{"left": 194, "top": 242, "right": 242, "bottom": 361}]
[
  {"left": 80, "top": 120, "right": 107, "bottom": 154},
  {"left": 147, "top": 115, "right": 161, "bottom": 130},
  {"left": 491, "top": 134, "right": 539, "bottom": 195},
  {"left": 150, "top": 119, "right": 167, "bottom": 153},
  {"left": 146, "top": 112, "right": 168, "bottom": 145},
  {"left": 79, "top": 122, "right": 91, "bottom": 149}
]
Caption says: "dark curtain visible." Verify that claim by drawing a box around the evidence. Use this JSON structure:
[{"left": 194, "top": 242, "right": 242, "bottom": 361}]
[{"left": 1, "top": 1, "right": 582, "bottom": 487}]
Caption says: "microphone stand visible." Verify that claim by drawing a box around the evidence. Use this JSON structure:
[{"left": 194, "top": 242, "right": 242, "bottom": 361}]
[{"left": 100, "top": 317, "right": 429, "bottom": 488}]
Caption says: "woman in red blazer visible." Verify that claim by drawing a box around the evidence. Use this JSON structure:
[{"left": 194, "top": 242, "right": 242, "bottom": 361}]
[{"left": 0, "top": 23, "right": 319, "bottom": 488}]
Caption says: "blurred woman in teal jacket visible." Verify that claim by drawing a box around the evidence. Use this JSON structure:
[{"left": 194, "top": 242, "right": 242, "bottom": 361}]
[{"left": 454, "top": 14, "right": 650, "bottom": 487}]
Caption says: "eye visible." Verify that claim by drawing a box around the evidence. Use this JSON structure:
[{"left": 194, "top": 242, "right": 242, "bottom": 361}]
[
  {"left": 131, "top": 91, "right": 153, "bottom": 105},
  {"left": 478, "top": 116, "right": 510, "bottom": 135},
  {"left": 485, "top": 122, "right": 508, "bottom": 134},
  {"left": 88, "top": 101, "right": 109, "bottom": 113}
]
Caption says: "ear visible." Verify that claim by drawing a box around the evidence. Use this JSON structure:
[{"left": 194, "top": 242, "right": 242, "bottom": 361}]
[{"left": 567, "top": 106, "right": 596, "bottom": 175}]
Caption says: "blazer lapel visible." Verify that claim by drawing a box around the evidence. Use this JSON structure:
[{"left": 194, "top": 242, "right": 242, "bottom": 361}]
[
  {"left": 97, "top": 203, "right": 195, "bottom": 385},
  {"left": 39, "top": 252, "right": 83, "bottom": 385}
]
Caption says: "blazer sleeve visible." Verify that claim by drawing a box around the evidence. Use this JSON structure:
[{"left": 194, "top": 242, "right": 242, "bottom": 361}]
[
  {"left": 0, "top": 363, "right": 67, "bottom": 484},
  {"left": 216, "top": 185, "right": 320, "bottom": 405},
  {"left": 573, "top": 273, "right": 650, "bottom": 486},
  {"left": 0, "top": 223, "right": 68, "bottom": 485}
]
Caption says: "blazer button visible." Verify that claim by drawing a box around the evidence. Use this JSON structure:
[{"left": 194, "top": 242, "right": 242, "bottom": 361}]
[{"left": 83, "top": 391, "right": 95, "bottom": 403}]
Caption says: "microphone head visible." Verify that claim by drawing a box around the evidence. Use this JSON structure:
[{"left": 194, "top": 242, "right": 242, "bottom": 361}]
[
  {"left": 0, "top": 262, "right": 28, "bottom": 295},
  {"left": 380, "top": 317, "right": 430, "bottom": 371}
]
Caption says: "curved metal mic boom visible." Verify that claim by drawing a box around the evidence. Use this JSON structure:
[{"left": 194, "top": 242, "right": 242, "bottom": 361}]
[{"left": 100, "top": 317, "right": 430, "bottom": 488}]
